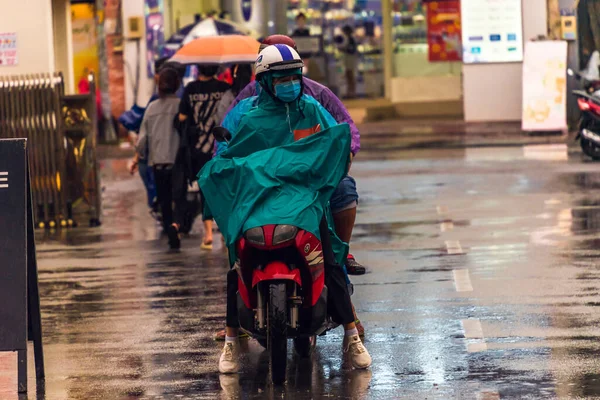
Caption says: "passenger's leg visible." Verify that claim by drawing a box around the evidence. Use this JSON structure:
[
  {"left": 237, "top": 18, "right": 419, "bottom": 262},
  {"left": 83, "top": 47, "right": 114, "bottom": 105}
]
[
  {"left": 324, "top": 265, "right": 371, "bottom": 368},
  {"left": 319, "top": 219, "right": 371, "bottom": 369},
  {"left": 331, "top": 176, "right": 366, "bottom": 275}
]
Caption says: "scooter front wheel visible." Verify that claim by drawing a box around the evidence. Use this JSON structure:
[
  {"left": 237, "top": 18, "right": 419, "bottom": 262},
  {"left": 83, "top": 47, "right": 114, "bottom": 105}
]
[
  {"left": 268, "top": 282, "right": 288, "bottom": 385},
  {"left": 293, "top": 336, "right": 316, "bottom": 358}
]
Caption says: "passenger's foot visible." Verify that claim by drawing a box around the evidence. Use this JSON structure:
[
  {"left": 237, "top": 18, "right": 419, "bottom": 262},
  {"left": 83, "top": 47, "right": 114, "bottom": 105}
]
[
  {"left": 219, "top": 341, "right": 240, "bottom": 374},
  {"left": 343, "top": 334, "right": 372, "bottom": 369},
  {"left": 346, "top": 254, "right": 366, "bottom": 275},
  {"left": 167, "top": 224, "right": 181, "bottom": 250},
  {"left": 214, "top": 328, "right": 249, "bottom": 341}
]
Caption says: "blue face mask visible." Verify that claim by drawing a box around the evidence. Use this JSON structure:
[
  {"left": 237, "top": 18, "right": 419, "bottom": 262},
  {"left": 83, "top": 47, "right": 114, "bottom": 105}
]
[{"left": 274, "top": 80, "right": 302, "bottom": 103}]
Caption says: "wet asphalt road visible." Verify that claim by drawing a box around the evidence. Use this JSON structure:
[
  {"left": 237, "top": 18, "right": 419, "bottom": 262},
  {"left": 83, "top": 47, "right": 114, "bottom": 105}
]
[{"left": 4, "top": 133, "right": 600, "bottom": 399}]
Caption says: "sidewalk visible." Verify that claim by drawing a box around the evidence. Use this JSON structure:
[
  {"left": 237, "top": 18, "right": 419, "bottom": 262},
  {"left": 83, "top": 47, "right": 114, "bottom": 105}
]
[{"left": 354, "top": 119, "right": 569, "bottom": 161}]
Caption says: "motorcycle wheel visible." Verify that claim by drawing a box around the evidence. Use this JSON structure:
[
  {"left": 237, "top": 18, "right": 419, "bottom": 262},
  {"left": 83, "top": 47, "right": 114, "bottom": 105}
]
[
  {"left": 268, "top": 282, "right": 288, "bottom": 385},
  {"left": 293, "top": 336, "right": 316, "bottom": 358},
  {"left": 580, "top": 137, "right": 600, "bottom": 160}
]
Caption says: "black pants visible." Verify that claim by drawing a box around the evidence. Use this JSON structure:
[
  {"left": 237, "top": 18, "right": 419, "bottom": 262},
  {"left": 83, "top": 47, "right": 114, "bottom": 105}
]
[
  {"left": 153, "top": 164, "right": 187, "bottom": 231},
  {"left": 226, "top": 219, "right": 355, "bottom": 328}
]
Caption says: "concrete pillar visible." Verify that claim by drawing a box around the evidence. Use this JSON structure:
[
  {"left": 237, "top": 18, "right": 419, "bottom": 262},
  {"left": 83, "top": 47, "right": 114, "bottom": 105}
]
[
  {"left": 221, "top": 0, "right": 271, "bottom": 36},
  {"left": 382, "top": 0, "right": 393, "bottom": 101},
  {"left": 52, "top": 0, "right": 74, "bottom": 93}
]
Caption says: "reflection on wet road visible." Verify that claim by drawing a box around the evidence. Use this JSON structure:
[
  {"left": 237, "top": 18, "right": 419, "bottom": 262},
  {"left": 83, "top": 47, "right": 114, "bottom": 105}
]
[{"left": 5, "top": 143, "right": 600, "bottom": 399}]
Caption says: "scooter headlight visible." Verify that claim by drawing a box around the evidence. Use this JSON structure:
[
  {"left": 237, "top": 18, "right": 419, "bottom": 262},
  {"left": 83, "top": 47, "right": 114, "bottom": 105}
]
[
  {"left": 245, "top": 227, "right": 265, "bottom": 246},
  {"left": 273, "top": 225, "right": 298, "bottom": 245}
]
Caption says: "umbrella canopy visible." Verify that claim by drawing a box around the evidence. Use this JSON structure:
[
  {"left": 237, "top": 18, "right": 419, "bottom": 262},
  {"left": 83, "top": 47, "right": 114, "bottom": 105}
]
[
  {"left": 162, "top": 18, "right": 258, "bottom": 58},
  {"left": 165, "top": 22, "right": 197, "bottom": 47},
  {"left": 169, "top": 35, "right": 261, "bottom": 65},
  {"left": 183, "top": 19, "right": 244, "bottom": 44}
]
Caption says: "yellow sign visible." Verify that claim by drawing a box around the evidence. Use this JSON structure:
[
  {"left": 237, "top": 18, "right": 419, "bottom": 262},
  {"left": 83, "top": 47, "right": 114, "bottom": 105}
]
[{"left": 71, "top": 4, "right": 99, "bottom": 93}]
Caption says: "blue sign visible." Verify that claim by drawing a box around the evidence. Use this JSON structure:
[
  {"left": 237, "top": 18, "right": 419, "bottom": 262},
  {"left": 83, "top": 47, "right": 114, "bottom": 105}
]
[{"left": 241, "top": 0, "right": 252, "bottom": 22}]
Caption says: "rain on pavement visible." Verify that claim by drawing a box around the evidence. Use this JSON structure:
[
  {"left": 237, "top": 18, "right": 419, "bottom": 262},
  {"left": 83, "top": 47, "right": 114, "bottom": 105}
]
[{"left": 2, "top": 124, "right": 600, "bottom": 399}]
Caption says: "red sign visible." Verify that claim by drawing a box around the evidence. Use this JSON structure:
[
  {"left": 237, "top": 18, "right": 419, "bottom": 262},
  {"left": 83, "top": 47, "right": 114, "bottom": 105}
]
[{"left": 426, "top": 1, "right": 462, "bottom": 62}]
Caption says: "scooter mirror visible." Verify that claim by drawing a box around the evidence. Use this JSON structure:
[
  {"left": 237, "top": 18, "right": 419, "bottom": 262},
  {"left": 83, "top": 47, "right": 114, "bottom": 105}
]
[{"left": 213, "top": 127, "right": 232, "bottom": 143}]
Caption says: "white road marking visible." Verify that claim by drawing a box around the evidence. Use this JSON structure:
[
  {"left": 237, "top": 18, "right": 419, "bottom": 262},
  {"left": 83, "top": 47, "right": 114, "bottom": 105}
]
[
  {"left": 544, "top": 198, "right": 561, "bottom": 206},
  {"left": 453, "top": 269, "right": 473, "bottom": 292},
  {"left": 523, "top": 144, "right": 568, "bottom": 161},
  {"left": 446, "top": 240, "right": 463, "bottom": 255},
  {"left": 467, "top": 342, "right": 488, "bottom": 353},
  {"left": 478, "top": 390, "right": 500, "bottom": 400},
  {"left": 440, "top": 222, "right": 454, "bottom": 232},
  {"left": 0, "top": 171, "right": 7, "bottom": 176},
  {"left": 462, "top": 319, "right": 484, "bottom": 339},
  {"left": 0, "top": 184, "right": 8, "bottom": 189}
]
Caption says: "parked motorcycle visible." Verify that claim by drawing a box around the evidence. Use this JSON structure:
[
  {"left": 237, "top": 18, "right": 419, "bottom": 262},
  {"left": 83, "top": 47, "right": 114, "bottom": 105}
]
[
  {"left": 569, "top": 58, "right": 600, "bottom": 160},
  {"left": 204, "top": 126, "right": 352, "bottom": 385}
]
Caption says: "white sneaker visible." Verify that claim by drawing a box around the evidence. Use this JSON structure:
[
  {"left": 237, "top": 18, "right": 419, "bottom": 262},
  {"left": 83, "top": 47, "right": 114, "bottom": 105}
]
[
  {"left": 343, "top": 334, "right": 372, "bottom": 369},
  {"left": 219, "top": 341, "right": 240, "bottom": 374}
]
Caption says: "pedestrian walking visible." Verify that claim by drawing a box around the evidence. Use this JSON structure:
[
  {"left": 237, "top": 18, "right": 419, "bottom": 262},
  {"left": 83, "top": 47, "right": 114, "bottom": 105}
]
[
  {"left": 136, "top": 68, "right": 184, "bottom": 249},
  {"left": 340, "top": 25, "right": 358, "bottom": 99},
  {"left": 177, "top": 65, "right": 231, "bottom": 249}
]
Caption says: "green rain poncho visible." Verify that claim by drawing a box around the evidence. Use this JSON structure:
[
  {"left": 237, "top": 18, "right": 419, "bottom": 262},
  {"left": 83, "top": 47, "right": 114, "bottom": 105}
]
[{"left": 198, "top": 91, "right": 351, "bottom": 266}]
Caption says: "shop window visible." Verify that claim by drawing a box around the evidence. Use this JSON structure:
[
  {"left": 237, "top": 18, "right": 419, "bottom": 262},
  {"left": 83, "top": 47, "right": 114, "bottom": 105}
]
[
  {"left": 391, "top": 0, "right": 461, "bottom": 78},
  {"left": 287, "top": 0, "right": 384, "bottom": 99}
]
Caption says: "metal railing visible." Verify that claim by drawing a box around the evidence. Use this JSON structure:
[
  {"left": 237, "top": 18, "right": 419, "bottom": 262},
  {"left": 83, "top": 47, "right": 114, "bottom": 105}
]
[{"left": 0, "top": 72, "right": 101, "bottom": 228}]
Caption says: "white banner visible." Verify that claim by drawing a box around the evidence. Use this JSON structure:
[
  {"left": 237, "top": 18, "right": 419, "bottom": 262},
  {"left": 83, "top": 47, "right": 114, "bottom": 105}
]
[
  {"left": 461, "top": 0, "right": 523, "bottom": 64},
  {"left": 522, "top": 41, "right": 568, "bottom": 131}
]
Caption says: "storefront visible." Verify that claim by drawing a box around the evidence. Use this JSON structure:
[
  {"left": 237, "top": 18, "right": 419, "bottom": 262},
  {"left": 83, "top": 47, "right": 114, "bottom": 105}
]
[
  {"left": 281, "top": 1, "right": 463, "bottom": 103},
  {"left": 286, "top": 0, "right": 385, "bottom": 99},
  {"left": 385, "top": 0, "right": 462, "bottom": 104}
]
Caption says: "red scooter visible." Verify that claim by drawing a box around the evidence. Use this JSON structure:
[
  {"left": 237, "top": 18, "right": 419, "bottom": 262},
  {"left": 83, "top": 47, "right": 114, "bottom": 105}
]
[
  {"left": 212, "top": 127, "right": 339, "bottom": 385},
  {"left": 234, "top": 222, "right": 334, "bottom": 385},
  {"left": 569, "top": 68, "right": 600, "bottom": 160}
]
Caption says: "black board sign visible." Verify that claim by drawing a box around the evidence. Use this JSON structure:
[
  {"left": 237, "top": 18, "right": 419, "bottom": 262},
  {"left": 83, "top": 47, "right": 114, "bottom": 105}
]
[{"left": 0, "top": 138, "right": 45, "bottom": 392}]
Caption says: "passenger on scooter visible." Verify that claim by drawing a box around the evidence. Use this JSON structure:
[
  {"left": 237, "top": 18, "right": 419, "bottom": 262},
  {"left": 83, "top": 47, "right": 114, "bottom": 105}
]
[
  {"left": 216, "top": 44, "right": 372, "bottom": 374},
  {"left": 222, "top": 34, "right": 367, "bottom": 277},
  {"left": 213, "top": 35, "right": 365, "bottom": 342}
]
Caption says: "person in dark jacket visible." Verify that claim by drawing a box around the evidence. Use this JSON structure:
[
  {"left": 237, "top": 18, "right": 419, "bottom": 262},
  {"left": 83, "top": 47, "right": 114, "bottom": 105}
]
[{"left": 178, "top": 65, "right": 231, "bottom": 249}]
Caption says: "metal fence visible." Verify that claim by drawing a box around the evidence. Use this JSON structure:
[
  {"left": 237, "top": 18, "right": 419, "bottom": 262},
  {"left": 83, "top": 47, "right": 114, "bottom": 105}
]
[{"left": 0, "top": 72, "right": 101, "bottom": 228}]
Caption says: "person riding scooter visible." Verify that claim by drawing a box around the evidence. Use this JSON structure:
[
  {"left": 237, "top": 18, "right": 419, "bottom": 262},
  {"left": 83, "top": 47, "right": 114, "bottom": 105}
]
[
  {"left": 206, "top": 44, "right": 372, "bottom": 374},
  {"left": 224, "top": 35, "right": 366, "bottom": 277}
]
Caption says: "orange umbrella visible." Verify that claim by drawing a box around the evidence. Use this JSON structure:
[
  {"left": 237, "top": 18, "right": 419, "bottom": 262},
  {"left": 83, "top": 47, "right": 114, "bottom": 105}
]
[{"left": 169, "top": 35, "right": 260, "bottom": 65}]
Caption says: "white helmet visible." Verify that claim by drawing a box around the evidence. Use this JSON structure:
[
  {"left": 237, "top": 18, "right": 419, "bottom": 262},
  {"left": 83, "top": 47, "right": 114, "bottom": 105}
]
[{"left": 255, "top": 44, "right": 304, "bottom": 77}]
